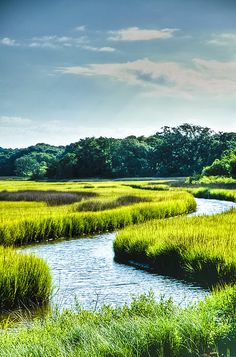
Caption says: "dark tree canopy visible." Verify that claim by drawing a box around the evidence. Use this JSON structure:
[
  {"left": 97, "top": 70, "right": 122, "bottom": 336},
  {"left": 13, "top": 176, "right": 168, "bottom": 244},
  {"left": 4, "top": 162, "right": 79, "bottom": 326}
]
[{"left": 0, "top": 124, "right": 235, "bottom": 179}]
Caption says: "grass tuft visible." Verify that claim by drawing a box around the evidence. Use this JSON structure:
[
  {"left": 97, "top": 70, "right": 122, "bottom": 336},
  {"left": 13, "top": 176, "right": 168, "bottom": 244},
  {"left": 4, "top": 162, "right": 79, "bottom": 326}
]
[{"left": 0, "top": 247, "right": 51, "bottom": 310}]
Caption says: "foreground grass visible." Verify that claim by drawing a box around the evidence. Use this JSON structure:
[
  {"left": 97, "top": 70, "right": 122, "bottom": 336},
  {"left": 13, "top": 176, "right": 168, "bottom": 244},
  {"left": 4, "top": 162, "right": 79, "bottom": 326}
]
[
  {"left": 0, "top": 287, "right": 235, "bottom": 357},
  {"left": 0, "top": 247, "right": 51, "bottom": 310}
]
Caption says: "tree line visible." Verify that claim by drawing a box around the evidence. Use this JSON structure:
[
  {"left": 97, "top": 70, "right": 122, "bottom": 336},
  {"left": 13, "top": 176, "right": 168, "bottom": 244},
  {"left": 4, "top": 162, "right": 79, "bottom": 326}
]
[{"left": 0, "top": 124, "right": 235, "bottom": 179}]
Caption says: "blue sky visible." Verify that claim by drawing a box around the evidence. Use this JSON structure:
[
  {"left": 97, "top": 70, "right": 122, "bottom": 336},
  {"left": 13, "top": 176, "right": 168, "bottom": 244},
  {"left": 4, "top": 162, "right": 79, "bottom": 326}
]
[{"left": 0, "top": 0, "right": 236, "bottom": 147}]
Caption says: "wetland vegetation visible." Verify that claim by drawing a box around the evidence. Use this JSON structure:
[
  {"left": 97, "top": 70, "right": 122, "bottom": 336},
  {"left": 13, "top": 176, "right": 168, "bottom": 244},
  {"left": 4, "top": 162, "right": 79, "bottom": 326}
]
[{"left": 0, "top": 139, "right": 236, "bottom": 355}]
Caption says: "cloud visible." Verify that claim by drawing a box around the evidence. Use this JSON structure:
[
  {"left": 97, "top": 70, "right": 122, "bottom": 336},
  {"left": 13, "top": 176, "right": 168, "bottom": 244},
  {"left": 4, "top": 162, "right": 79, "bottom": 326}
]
[
  {"left": 0, "top": 37, "right": 17, "bottom": 46},
  {"left": 1, "top": 33, "right": 115, "bottom": 52},
  {"left": 0, "top": 116, "right": 31, "bottom": 127},
  {"left": 29, "top": 35, "right": 88, "bottom": 48},
  {"left": 108, "top": 27, "right": 178, "bottom": 41},
  {"left": 208, "top": 32, "right": 236, "bottom": 46},
  {"left": 28, "top": 36, "right": 115, "bottom": 51},
  {"left": 57, "top": 58, "right": 236, "bottom": 97},
  {"left": 82, "top": 45, "right": 116, "bottom": 52},
  {"left": 75, "top": 25, "right": 86, "bottom": 32}
]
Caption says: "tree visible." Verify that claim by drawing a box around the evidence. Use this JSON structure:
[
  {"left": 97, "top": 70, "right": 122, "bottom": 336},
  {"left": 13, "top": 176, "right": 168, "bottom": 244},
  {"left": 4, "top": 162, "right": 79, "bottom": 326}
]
[
  {"left": 111, "top": 137, "right": 152, "bottom": 177},
  {"left": 150, "top": 124, "right": 223, "bottom": 176},
  {"left": 15, "top": 156, "right": 39, "bottom": 177},
  {"left": 202, "top": 150, "right": 236, "bottom": 178}
]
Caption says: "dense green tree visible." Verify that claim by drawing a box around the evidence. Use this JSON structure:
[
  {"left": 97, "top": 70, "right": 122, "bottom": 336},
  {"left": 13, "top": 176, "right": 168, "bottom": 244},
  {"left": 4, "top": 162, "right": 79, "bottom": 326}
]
[
  {"left": 111, "top": 137, "right": 152, "bottom": 177},
  {"left": 1, "top": 124, "right": 236, "bottom": 179},
  {"left": 75, "top": 137, "right": 114, "bottom": 177},
  {"left": 15, "top": 156, "right": 39, "bottom": 177},
  {"left": 202, "top": 150, "right": 236, "bottom": 178},
  {"left": 150, "top": 124, "right": 232, "bottom": 176}
]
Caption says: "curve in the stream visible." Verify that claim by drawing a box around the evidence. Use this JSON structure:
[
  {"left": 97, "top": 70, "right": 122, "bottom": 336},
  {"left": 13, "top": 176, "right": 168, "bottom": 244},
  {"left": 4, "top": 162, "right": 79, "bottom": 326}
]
[{"left": 23, "top": 198, "right": 236, "bottom": 310}]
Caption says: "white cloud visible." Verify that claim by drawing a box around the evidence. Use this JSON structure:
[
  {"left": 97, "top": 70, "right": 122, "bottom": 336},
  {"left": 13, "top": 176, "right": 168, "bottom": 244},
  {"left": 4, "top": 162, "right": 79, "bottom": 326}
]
[
  {"left": 0, "top": 116, "right": 31, "bottom": 127},
  {"left": 108, "top": 27, "right": 178, "bottom": 41},
  {"left": 29, "top": 35, "right": 88, "bottom": 48},
  {"left": 75, "top": 25, "right": 86, "bottom": 32},
  {"left": 208, "top": 32, "right": 236, "bottom": 46},
  {"left": 0, "top": 37, "right": 17, "bottom": 46},
  {"left": 82, "top": 45, "right": 116, "bottom": 52},
  {"left": 57, "top": 58, "right": 236, "bottom": 97}
]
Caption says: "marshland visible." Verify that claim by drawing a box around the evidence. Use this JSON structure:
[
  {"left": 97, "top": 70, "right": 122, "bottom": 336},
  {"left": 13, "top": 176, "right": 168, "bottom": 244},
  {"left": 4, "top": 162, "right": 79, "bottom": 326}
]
[
  {"left": 2, "top": 0, "right": 236, "bottom": 354},
  {"left": 0, "top": 173, "right": 235, "bottom": 356}
]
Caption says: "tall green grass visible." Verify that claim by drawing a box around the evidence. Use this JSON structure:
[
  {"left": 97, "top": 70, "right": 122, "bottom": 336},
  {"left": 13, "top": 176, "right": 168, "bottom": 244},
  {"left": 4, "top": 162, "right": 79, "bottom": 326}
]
[
  {"left": 0, "top": 286, "right": 235, "bottom": 356},
  {"left": 0, "top": 247, "right": 51, "bottom": 310},
  {"left": 114, "top": 208, "right": 236, "bottom": 286},
  {"left": 0, "top": 181, "right": 195, "bottom": 313},
  {"left": 0, "top": 186, "right": 195, "bottom": 246},
  {"left": 0, "top": 195, "right": 195, "bottom": 246},
  {"left": 0, "top": 180, "right": 236, "bottom": 355},
  {"left": 189, "top": 187, "right": 236, "bottom": 202},
  {"left": 75, "top": 195, "right": 152, "bottom": 211}
]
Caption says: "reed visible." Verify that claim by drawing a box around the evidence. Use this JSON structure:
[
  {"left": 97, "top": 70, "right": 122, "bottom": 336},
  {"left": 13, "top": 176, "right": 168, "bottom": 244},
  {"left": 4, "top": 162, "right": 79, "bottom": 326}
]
[
  {"left": 0, "top": 193, "right": 195, "bottom": 246},
  {"left": 76, "top": 195, "right": 152, "bottom": 211},
  {"left": 0, "top": 286, "right": 235, "bottom": 356},
  {"left": 114, "top": 207, "right": 236, "bottom": 286},
  {"left": 0, "top": 180, "right": 195, "bottom": 312},
  {"left": 0, "top": 246, "right": 51, "bottom": 310},
  {"left": 0, "top": 190, "right": 98, "bottom": 206},
  {"left": 189, "top": 187, "right": 236, "bottom": 202},
  {"left": 0, "top": 182, "right": 195, "bottom": 246}
]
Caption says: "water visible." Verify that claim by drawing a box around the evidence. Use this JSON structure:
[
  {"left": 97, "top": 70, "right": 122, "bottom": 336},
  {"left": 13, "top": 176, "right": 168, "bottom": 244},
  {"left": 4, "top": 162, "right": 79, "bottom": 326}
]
[
  {"left": 189, "top": 198, "right": 236, "bottom": 217},
  {"left": 23, "top": 198, "right": 236, "bottom": 310}
]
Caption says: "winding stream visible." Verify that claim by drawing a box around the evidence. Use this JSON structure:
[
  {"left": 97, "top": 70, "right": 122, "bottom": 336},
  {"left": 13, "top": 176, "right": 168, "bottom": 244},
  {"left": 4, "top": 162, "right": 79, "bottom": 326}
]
[{"left": 23, "top": 198, "right": 236, "bottom": 310}]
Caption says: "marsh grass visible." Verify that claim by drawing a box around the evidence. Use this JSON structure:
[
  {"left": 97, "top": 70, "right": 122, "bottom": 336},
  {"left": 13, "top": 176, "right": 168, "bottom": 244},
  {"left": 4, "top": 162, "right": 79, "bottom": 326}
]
[
  {"left": 0, "top": 288, "right": 235, "bottom": 356},
  {"left": 0, "top": 180, "right": 236, "bottom": 354},
  {"left": 127, "top": 183, "right": 170, "bottom": 191},
  {"left": 0, "top": 181, "right": 195, "bottom": 246},
  {"left": 188, "top": 187, "right": 236, "bottom": 202},
  {"left": 76, "top": 195, "right": 152, "bottom": 211},
  {"left": 0, "top": 247, "right": 51, "bottom": 310},
  {"left": 0, "top": 193, "right": 195, "bottom": 246},
  {"left": 0, "top": 190, "right": 98, "bottom": 206},
  {"left": 114, "top": 208, "right": 236, "bottom": 286},
  {"left": 0, "top": 181, "right": 195, "bottom": 313}
]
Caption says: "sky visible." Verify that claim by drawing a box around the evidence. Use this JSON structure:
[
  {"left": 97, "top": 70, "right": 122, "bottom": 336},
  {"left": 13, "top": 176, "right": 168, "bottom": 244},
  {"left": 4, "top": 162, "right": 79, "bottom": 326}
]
[{"left": 0, "top": 0, "right": 236, "bottom": 148}]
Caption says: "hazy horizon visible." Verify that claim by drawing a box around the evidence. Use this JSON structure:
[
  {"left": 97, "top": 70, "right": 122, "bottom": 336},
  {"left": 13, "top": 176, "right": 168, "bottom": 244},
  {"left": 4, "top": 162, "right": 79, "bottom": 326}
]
[
  {"left": 0, "top": 121, "right": 234, "bottom": 150},
  {"left": 1, "top": 0, "right": 236, "bottom": 148}
]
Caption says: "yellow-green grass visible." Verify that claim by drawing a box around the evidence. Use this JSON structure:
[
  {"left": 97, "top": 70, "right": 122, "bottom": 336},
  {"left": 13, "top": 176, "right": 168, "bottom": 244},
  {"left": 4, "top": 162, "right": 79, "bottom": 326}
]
[
  {"left": 0, "top": 180, "right": 195, "bottom": 312},
  {"left": 0, "top": 246, "right": 51, "bottom": 310},
  {"left": 0, "top": 286, "right": 235, "bottom": 356},
  {"left": 187, "top": 175, "right": 236, "bottom": 185},
  {"left": 114, "top": 208, "right": 236, "bottom": 286},
  {"left": 188, "top": 187, "right": 236, "bottom": 202},
  {"left": 124, "top": 178, "right": 236, "bottom": 203},
  {"left": 0, "top": 180, "right": 236, "bottom": 354},
  {"left": 0, "top": 181, "right": 195, "bottom": 246}
]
